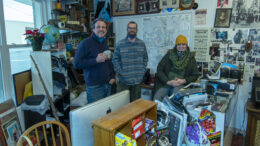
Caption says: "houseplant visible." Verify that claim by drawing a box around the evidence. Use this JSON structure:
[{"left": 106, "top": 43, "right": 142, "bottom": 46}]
[{"left": 24, "top": 29, "right": 45, "bottom": 51}]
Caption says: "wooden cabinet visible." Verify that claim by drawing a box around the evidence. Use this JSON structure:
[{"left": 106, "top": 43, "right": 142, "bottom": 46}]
[
  {"left": 92, "top": 99, "right": 157, "bottom": 146},
  {"left": 245, "top": 101, "right": 260, "bottom": 146}
]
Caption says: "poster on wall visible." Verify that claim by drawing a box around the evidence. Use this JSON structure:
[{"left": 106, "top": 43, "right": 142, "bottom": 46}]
[
  {"left": 230, "top": 0, "right": 260, "bottom": 28},
  {"left": 195, "top": 9, "right": 207, "bottom": 25},
  {"left": 193, "top": 28, "right": 210, "bottom": 62},
  {"left": 113, "top": 12, "right": 193, "bottom": 73}
]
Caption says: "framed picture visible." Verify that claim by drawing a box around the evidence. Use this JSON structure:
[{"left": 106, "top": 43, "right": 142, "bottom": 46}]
[
  {"left": 0, "top": 121, "right": 7, "bottom": 146},
  {"left": 217, "top": 0, "right": 229, "bottom": 8},
  {"left": 160, "top": 0, "right": 179, "bottom": 9},
  {"left": 136, "top": 0, "right": 159, "bottom": 15},
  {"left": 214, "top": 8, "right": 232, "bottom": 28},
  {"left": 1, "top": 117, "right": 21, "bottom": 145},
  {"left": 13, "top": 70, "right": 31, "bottom": 106},
  {"left": 112, "top": 0, "right": 136, "bottom": 16},
  {"left": 0, "top": 100, "right": 15, "bottom": 115},
  {"left": 179, "top": 0, "right": 194, "bottom": 10}
]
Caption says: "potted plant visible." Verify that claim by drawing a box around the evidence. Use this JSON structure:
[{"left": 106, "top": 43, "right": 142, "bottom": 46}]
[{"left": 24, "top": 29, "right": 45, "bottom": 51}]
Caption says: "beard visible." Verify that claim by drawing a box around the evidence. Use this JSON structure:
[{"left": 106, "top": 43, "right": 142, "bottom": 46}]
[{"left": 128, "top": 32, "right": 136, "bottom": 39}]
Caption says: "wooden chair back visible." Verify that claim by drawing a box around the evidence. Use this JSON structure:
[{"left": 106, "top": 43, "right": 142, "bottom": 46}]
[{"left": 17, "top": 121, "right": 71, "bottom": 146}]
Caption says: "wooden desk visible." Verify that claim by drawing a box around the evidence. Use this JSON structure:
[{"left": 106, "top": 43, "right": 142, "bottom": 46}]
[{"left": 245, "top": 101, "right": 260, "bottom": 146}]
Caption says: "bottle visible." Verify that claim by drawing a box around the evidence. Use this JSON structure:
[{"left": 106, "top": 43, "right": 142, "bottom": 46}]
[{"left": 56, "top": 0, "right": 62, "bottom": 10}]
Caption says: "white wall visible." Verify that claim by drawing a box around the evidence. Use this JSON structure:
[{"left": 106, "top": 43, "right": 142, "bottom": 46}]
[{"left": 195, "top": 0, "right": 218, "bottom": 28}]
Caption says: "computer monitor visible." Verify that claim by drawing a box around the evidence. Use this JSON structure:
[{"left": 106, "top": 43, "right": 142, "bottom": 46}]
[{"left": 70, "top": 90, "right": 130, "bottom": 146}]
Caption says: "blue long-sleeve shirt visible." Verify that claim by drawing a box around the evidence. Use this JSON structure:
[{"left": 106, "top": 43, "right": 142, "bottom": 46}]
[{"left": 73, "top": 35, "right": 114, "bottom": 86}]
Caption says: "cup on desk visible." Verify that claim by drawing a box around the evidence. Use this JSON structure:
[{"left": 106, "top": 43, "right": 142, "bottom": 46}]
[
  {"left": 200, "top": 79, "right": 208, "bottom": 89},
  {"left": 103, "top": 50, "right": 112, "bottom": 60}
]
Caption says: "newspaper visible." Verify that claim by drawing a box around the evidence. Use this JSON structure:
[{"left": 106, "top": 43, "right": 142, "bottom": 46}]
[{"left": 193, "top": 28, "right": 210, "bottom": 62}]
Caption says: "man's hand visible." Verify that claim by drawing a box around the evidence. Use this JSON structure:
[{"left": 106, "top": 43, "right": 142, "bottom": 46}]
[
  {"left": 109, "top": 78, "right": 115, "bottom": 84},
  {"left": 96, "top": 53, "right": 106, "bottom": 63}
]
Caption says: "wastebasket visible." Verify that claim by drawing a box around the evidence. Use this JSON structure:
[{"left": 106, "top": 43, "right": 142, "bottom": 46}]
[{"left": 21, "top": 95, "right": 49, "bottom": 129}]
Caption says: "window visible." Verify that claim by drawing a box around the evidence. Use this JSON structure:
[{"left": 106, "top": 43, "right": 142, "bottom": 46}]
[
  {"left": 3, "top": 0, "right": 34, "bottom": 45},
  {"left": 9, "top": 47, "right": 32, "bottom": 75},
  {"left": 0, "top": 56, "right": 4, "bottom": 102},
  {"left": 0, "top": 0, "right": 49, "bottom": 104}
]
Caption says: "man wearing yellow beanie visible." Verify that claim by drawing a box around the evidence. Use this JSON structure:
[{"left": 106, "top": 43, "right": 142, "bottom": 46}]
[{"left": 154, "top": 35, "right": 199, "bottom": 101}]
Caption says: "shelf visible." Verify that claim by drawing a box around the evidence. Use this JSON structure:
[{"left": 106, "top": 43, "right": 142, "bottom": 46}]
[
  {"left": 59, "top": 28, "right": 80, "bottom": 34},
  {"left": 92, "top": 99, "right": 157, "bottom": 146},
  {"left": 64, "top": 1, "right": 88, "bottom": 10},
  {"left": 59, "top": 28, "right": 89, "bottom": 35},
  {"left": 51, "top": 9, "right": 69, "bottom": 15},
  {"left": 146, "top": 123, "right": 156, "bottom": 132}
]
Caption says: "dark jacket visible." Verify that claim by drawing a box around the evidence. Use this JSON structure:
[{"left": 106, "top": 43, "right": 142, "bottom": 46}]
[
  {"left": 154, "top": 50, "right": 199, "bottom": 92},
  {"left": 73, "top": 35, "right": 115, "bottom": 86}
]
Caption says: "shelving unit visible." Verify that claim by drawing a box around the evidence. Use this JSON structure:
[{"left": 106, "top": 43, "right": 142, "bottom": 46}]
[
  {"left": 31, "top": 49, "right": 68, "bottom": 101},
  {"left": 92, "top": 99, "right": 157, "bottom": 146}
]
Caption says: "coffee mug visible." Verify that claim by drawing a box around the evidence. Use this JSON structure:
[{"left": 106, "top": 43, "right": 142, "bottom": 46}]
[{"left": 103, "top": 50, "right": 112, "bottom": 60}]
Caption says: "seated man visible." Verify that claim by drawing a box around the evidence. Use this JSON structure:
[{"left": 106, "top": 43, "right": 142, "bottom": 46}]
[{"left": 154, "top": 35, "right": 199, "bottom": 101}]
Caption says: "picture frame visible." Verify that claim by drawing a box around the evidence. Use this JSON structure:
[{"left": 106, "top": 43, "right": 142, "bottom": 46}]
[
  {"left": 112, "top": 0, "right": 136, "bottom": 16},
  {"left": 136, "top": 0, "right": 159, "bottom": 15},
  {"left": 214, "top": 8, "right": 232, "bottom": 28},
  {"left": 179, "top": 0, "right": 194, "bottom": 10},
  {"left": 160, "top": 0, "right": 179, "bottom": 9},
  {"left": 1, "top": 117, "right": 21, "bottom": 145},
  {"left": 0, "top": 100, "right": 15, "bottom": 115},
  {"left": 13, "top": 70, "right": 31, "bottom": 106},
  {"left": 0, "top": 121, "right": 7, "bottom": 146}
]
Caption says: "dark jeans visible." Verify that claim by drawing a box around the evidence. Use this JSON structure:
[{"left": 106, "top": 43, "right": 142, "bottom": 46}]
[
  {"left": 117, "top": 81, "right": 141, "bottom": 102},
  {"left": 86, "top": 84, "right": 111, "bottom": 104},
  {"left": 154, "top": 85, "right": 184, "bottom": 101}
]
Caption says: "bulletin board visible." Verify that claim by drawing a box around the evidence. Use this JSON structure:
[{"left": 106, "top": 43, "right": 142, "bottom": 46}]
[
  {"left": 13, "top": 70, "right": 31, "bottom": 106},
  {"left": 113, "top": 11, "right": 194, "bottom": 73}
]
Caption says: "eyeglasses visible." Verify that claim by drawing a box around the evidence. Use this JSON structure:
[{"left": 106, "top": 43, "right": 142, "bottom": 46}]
[
  {"left": 128, "top": 27, "right": 137, "bottom": 30},
  {"left": 96, "top": 26, "right": 106, "bottom": 29}
]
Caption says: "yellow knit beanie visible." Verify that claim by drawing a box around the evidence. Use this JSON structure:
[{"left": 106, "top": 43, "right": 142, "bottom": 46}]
[{"left": 176, "top": 35, "right": 188, "bottom": 45}]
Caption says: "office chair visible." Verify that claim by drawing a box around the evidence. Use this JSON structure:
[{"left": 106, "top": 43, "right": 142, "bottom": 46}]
[{"left": 17, "top": 120, "right": 71, "bottom": 146}]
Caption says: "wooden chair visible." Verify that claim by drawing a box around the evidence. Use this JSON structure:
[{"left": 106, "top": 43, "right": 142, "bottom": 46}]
[{"left": 17, "top": 121, "right": 71, "bottom": 146}]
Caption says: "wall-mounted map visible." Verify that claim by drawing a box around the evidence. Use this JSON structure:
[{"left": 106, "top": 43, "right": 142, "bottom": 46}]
[{"left": 114, "top": 11, "right": 193, "bottom": 73}]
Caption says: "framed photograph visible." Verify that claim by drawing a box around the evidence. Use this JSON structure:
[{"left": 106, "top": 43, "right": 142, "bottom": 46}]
[
  {"left": 160, "top": 0, "right": 179, "bottom": 9},
  {"left": 214, "top": 8, "right": 232, "bottom": 28},
  {"left": 1, "top": 117, "right": 21, "bottom": 145},
  {"left": 179, "top": 0, "right": 194, "bottom": 10},
  {"left": 136, "top": 0, "right": 159, "bottom": 15},
  {"left": 112, "top": 0, "right": 136, "bottom": 16}
]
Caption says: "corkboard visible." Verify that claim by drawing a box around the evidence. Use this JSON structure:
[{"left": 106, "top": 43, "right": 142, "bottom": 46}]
[{"left": 13, "top": 70, "right": 31, "bottom": 106}]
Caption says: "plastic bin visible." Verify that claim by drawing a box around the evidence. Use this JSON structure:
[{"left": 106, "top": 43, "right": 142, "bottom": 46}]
[{"left": 21, "top": 95, "right": 49, "bottom": 129}]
